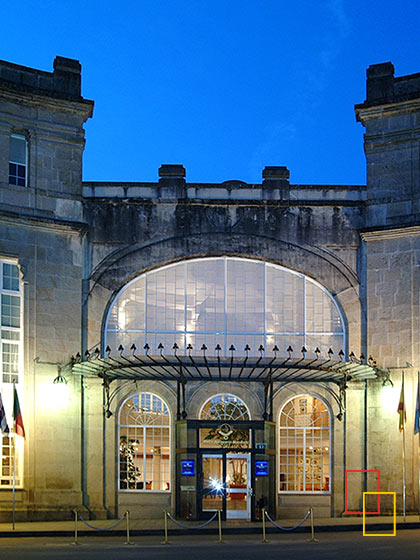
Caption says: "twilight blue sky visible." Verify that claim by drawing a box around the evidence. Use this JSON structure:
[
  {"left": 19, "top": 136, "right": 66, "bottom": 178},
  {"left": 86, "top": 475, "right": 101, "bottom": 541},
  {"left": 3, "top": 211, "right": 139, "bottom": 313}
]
[{"left": 2, "top": 1, "right": 419, "bottom": 185}]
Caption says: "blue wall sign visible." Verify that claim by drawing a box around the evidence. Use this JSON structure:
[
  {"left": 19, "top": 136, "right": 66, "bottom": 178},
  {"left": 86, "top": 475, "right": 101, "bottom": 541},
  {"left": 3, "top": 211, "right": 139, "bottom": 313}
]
[
  {"left": 181, "top": 460, "right": 195, "bottom": 476},
  {"left": 255, "top": 460, "right": 269, "bottom": 476}
]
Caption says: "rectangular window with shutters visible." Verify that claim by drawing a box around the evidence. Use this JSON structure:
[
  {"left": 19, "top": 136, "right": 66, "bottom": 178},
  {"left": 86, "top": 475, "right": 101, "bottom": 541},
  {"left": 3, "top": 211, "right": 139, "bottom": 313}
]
[{"left": 9, "top": 135, "right": 28, "bottom": 187}]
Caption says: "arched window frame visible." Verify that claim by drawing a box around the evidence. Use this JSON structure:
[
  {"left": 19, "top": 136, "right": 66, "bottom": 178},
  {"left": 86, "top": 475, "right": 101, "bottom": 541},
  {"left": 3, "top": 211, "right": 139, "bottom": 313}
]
[
  {"left": 199, "top": 393, "right": 251, "bottom": 421},
  {"left": 104, "top": 257, "right": 347, "bottom": 359},
  {"left": 118, "top": 392, "right": 171, "bottom": 493},
  {"left": 278, "top": 394, "right": 331, "bottom": 495}
]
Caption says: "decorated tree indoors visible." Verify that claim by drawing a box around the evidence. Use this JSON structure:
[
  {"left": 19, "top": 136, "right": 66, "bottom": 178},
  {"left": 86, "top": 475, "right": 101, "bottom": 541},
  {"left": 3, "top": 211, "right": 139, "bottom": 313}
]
[{"left": 119, "top": 436, "right": 141, "bottom": 489}]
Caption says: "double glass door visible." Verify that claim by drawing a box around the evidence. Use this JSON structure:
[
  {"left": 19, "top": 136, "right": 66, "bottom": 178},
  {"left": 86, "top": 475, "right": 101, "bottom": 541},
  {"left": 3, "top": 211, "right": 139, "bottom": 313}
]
[{"left": 202, "top": 453, "right": 251, "bottom": 519}]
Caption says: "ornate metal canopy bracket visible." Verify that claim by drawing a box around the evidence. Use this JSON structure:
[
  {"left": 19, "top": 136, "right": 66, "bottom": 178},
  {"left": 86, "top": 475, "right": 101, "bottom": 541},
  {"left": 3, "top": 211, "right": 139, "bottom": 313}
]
[
  {"left": 102, "top": 373, "right": 138, "bottom": 418},
  {"left": 320, "top": 377, "right": 347, "bottom": 421}
]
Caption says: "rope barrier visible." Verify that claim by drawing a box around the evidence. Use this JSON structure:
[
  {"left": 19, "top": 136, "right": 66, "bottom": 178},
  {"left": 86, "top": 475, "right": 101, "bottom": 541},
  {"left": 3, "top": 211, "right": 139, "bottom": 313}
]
[
  {"left": 166, "top": 511, "right": 218, "bottom": 530},
  {"left": 78, "top": 512, "right": 126, "bottom": 531},
  {"left": 72, "top": 510, "right": 132, "bottom": 545},
  {"left": 163, "top": 510, "right": 223, "bottom": 544},
  {"left": 264, "top": 508, "right": 311, "bottom": 531}
]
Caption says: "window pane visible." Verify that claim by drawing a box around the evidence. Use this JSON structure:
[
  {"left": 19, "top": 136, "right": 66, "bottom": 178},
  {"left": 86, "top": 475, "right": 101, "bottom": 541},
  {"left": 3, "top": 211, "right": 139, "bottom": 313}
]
[
  {"left": 120, "top": 429, "right": 144, "bottom": 490},
  {"left": 2, "top": 342, "right": 19, "bottom": 383},
  {"left": 226, "top": 260, "right": 264, "bottom": 333},
  {"left": 3, "top": 264, "right": 19, "bottom": 292},
  {"left": 1, "top": 436, "right": 22, "bottom": 487},
  {"left": 305, "top": 280, "right": 343, "bottom": 334},
  {"left": 1, "top": 330, "right": 19, "bottom": 341},
  {"left": 145, "top": 426, "right": 170, "bottom": 490},
  {"left": 1, "top": 295, "right": 20, "bottom": 328},
  {"left": 10, "top": 136, "right": 26, "bottom": 164},
  {"left": 187, "top": 259, "right": 225, "bottom": 333},
  {"left": 266, "top": 266, "right": 304, "bottom": 333}
]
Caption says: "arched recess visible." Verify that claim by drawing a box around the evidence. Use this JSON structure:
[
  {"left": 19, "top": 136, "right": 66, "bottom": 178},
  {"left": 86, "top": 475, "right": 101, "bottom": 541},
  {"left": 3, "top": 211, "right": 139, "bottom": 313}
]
[
  {"left": 91, "top": 233, "right": 358, "bottom": 295},
  {"left": 88, "top": 233, "right": 360, "bottom": 357}
]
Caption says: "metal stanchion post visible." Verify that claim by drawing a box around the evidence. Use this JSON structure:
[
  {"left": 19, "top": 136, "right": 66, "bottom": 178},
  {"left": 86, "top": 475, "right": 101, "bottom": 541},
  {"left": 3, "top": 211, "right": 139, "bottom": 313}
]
[
  {"left": 217, "top": 509, "right": 224, "bottom": 543},
  {"left": 72, "top": 510, "right": 79, "bottom": 545},
  {"left": 125, "top": 511, "right": 133, "bottom": 545},
  {"left": 262, "top": 508, "right": 269, "bottom": 542},
  {"left": 308, "top": 507, "right": 319, "bottom": 543},
  {"left": 162, "top": 510, "right": 169, "bottom": 544}
]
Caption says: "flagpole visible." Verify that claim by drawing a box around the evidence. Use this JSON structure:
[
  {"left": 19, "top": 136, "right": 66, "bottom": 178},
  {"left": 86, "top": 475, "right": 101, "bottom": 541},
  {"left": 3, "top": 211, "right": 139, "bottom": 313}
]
[
  {"left": 402, "top": 371, "right": 406, "bottom": 522},
  {"left": 417, "top": 371, "right": 420, "bottom": 520},
  {"left": 12, "top": 433, "right": 15, "bottom": 530}
]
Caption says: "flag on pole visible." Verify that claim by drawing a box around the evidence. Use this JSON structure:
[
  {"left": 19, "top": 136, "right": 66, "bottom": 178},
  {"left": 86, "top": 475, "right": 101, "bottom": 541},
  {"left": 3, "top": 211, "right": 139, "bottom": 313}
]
[
  {"left": 0, "top": 393, "right": 9, "bottom": 435},
  {"left": 414, "top": 374, "right": 420, "bottom": 435},
  {"left": 397, "top": 376, "right": 406, "bottom": 432},
  {"left": 13, "top": 385, "right": 25, "bottom": 438}
]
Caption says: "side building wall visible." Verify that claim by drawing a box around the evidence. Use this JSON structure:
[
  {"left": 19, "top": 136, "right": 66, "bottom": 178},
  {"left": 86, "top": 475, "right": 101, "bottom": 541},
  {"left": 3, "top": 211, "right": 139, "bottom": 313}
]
[{"left": 0, "top": 56, "right": 93, "bottom": 520}]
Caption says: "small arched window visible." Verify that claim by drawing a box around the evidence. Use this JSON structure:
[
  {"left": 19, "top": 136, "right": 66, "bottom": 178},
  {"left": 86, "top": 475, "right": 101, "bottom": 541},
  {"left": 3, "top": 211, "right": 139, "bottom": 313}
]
[
  {"left": 279, "top": 395, "right": 330, "bottom": 493},
  {"left": 119, "top": 392, "right": 170, "bottom": 491},
  {"left": 200, "top": 393, "right": 250, "bottom": 420}
]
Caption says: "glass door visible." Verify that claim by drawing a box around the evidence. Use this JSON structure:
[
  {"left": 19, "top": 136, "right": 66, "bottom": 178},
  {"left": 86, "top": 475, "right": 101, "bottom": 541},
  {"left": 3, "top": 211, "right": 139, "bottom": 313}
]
[
  {"left": 202, "top": 454, "right": 223, "bottom": 512},
  {"left": 226, "top": 453, "right": 251, "bottom": 519}
]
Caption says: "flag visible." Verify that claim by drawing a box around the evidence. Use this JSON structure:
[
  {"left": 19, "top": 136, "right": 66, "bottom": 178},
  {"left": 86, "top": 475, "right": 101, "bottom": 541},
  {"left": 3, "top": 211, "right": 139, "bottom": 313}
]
[
  {"left": 414, "top": 374, "right": 420, "bottom": 436},
  {"left": 397, "top": 377, "right": 406, "bottom": 432},
  {"left": 0, "top": 393, "right": 9, "bottom": 435},
  {"left": 13, "top": 385, "right": 25, "bottom": 438}
]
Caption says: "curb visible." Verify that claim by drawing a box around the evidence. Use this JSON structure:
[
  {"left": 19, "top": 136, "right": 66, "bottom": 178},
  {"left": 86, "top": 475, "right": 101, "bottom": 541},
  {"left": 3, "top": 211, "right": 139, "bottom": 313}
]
[{"left": 0, "top": 521, "right": 419, "bottom": 538}]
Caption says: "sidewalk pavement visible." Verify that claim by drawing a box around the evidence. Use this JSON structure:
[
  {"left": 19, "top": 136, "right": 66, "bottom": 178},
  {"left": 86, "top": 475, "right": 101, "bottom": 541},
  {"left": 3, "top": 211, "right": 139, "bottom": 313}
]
[{"left": 0, "top": 514, "right": 419, "bottom": 538}]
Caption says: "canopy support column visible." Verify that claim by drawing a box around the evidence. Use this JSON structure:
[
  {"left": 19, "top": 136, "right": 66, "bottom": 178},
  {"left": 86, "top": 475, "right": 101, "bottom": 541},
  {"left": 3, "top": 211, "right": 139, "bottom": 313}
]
[
  {"left": 263, "top": 369, "right": 273, "bottom": 421},
  {"left": 180, "top": 367, "right": 187, "bottom": 419},
  {"left": 177, "top": 380, "right": 181, "bottom": 420}
]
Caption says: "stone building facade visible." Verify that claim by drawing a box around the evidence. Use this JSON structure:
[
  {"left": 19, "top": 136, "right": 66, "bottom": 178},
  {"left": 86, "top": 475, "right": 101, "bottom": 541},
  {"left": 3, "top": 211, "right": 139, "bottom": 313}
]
[{"left": 0, "top": 56, "right": 419, "bottom": 521}]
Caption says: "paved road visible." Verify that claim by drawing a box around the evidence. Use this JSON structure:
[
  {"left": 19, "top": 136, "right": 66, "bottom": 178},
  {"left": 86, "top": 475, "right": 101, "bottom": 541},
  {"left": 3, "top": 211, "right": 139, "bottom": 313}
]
[{"left": 0, "top": 530, "right": 419, "bottom": 559}]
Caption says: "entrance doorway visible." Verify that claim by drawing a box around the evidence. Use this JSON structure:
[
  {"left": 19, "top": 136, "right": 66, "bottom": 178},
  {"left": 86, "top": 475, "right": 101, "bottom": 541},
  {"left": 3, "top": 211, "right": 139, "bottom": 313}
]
[
  {"left": 201, "top": 453, "right": 251, "bottom": 520},
  {"left": 226, "top": 453, "right": 251, "bottom": 519}
]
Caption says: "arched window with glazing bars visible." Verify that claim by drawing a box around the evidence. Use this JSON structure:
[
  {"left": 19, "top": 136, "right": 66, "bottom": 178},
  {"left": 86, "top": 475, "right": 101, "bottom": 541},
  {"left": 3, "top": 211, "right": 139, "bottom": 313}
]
[
  {"left": 119, "top": 392, "right": 170, "bottom": 492},
  {"left": 279, "top": 395, "right": 330, "bottom": 493}
]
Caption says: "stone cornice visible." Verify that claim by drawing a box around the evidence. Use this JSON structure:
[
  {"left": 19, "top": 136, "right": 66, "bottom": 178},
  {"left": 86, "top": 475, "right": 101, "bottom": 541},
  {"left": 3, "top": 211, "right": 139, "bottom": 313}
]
[
  {"left": 355, "top": 97, "right": 420, "bottom": 124},
  {"left": 0, "top": 86, "right": 94, "bottom": 120},
  {"left": 360, "top": 225, "right": 420, "bottom": 241},
  {"left": 0, "top": 210, "right": 88, "bottom": 235}
]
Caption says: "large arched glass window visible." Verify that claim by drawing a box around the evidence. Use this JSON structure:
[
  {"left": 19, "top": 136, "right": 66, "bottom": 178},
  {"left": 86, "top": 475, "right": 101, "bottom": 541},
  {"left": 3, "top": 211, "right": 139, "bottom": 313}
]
[
  {"left": 105, "top": 257, "right": 345, "bottom": 358},
  {"left": 279, "top": 395, "right": 330, "bottom": 493},
  {"left": 119, "top": 392, "right": 170, "bottom": 492},
  {"left": 199, "top": 394, "right": 250, "bottom": 420}
]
